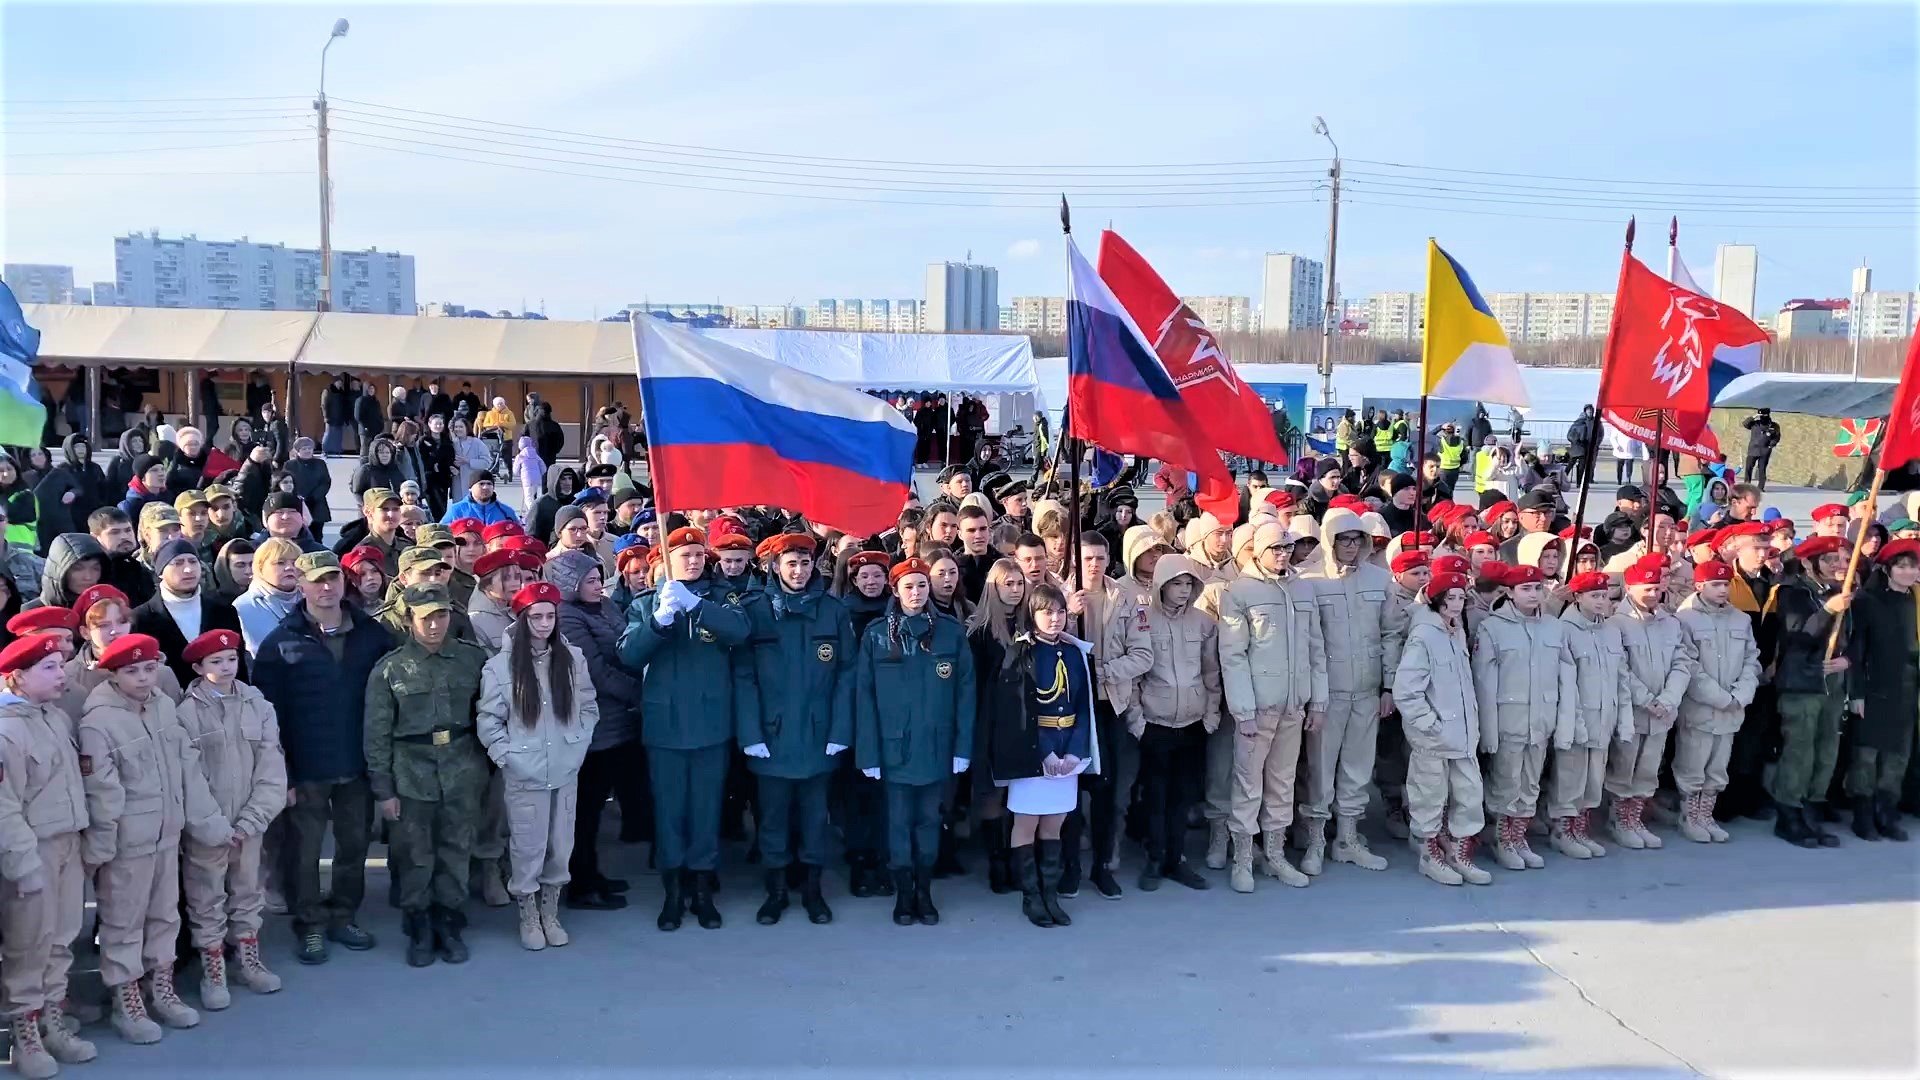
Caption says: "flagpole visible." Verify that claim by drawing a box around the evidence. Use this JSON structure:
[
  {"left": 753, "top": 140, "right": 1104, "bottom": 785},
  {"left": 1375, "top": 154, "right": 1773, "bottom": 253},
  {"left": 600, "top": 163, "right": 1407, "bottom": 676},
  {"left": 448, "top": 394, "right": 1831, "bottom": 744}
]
[
  {"left": 1825, "top": 467, "right": 1884, "bottom": 661},
  {"left": 1061, "top": 194, "right": 1086, "bottom": 635},
  {"left": 1567, "top": 217, "right": 1635, "bottom": 570},
  {"left": 1412, "top": 237, "right": 1433, "bottom": 547}
]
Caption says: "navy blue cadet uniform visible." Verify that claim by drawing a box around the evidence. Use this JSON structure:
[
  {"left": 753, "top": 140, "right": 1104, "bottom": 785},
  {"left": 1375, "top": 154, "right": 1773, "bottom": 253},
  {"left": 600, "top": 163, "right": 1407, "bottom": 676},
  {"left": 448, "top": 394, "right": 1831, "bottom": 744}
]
[{"left": 854, "top": 604, "right": 975, "bottom": 871}]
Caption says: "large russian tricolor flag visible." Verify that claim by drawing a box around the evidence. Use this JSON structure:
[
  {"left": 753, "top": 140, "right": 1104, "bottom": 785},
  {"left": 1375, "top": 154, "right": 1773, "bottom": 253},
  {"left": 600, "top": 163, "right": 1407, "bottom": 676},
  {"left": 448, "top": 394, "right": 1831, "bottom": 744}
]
[
  {"left": 633, "top": 316, "right": 915, "bottom": 536},
  {"left": 1065, "top": 236, "right": 1229, "bottom": 483}
]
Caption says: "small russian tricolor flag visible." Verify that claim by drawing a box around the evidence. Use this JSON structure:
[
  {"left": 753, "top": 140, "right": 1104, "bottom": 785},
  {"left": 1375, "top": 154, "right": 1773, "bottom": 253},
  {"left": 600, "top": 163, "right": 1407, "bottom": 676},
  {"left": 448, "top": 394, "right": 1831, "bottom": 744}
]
[{"left": 634, "top": 316, "right": 915, "bottom": 537}]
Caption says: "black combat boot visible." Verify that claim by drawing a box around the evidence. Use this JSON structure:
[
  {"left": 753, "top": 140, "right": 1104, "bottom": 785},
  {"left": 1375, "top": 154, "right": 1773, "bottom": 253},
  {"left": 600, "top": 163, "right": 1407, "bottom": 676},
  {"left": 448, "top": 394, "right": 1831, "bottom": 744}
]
[
  {"left": 1773, "top": 805, "right": 1820, "bottom": 849},
  {"left": 1852, "top": 796, "right": 1881, "bottom": 841},
  {"left": 1804, "top": 804, "right": 1841, "bottom": 847},
  {"left": 1056, "top": 814, "right": 1083, "bottom": 898},
  {"left": 656, "top": 871, "right": 684, "bottom": 931},
  {"left": 756, "top": 869, "right": 788, "bottom": 925},
  {"left": 431, "top": 907, "right": 469, "bottom": 964},
  {"left": 912, "top": 866, "right": 939, "bottom": 926},
  {"left": 1012, "top": 845, "right": 1052, "bottom": 927},
  {"left": 847, "top": 853, "right": 873, "bottom": 898},
  {"left": 1036, "top": 839, "right": 1072, "bottom": 927},
  {"left": 689, "top": 871, "right": 723, "bottom": 929},
  {"left": 932, "top": 822, "right": 964, "bottom": 879},
  {"left": 986, "top": 818, "right": 1013, "bottom": 895},
  {"left": 890, "top": 870, "right": 916, "bottom": 926},
  {"left": 799, "top": 865, "right": 833, "bottom": 925},
  {"left": 404, "top": 911, "right": 434, "bottom": 968},
  {"left": 871, "top": 856, "right": 895, "bottom": 896},
  {"left": 1875, "top": 794, "right": 1909, "bottom": 842}
]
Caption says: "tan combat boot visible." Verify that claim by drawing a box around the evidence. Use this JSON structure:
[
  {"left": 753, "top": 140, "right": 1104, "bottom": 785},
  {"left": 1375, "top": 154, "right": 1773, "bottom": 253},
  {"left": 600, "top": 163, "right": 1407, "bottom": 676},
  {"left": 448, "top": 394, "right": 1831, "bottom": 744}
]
[
  {"left": 1298, "top": 819, "right": 1327, "bottom": 876},
  {"left": 142, "top": 968, "right": 199, "bottom": 1029},
  {"left": 1227, "top": 833, "right": 1256, "bottom": 894},
  {"left": 198, "top": 947, "right": 231, "bottom": 1011},
  {"left": 1492, "top": 815, "right": 1528, "bottom": 870},
  {"left": 1576, "top": 809, "right": 1607, "bottom": 857},
  {"left": 1204, "top": 822, "right": 1230, "bottom": 870},
  {"left": 1260, "top": 828, "right": 1310, "bottom": 888},
  {"left": 108, "top": 982, "right": 162, "bottom": 1045},
  {"left": 1418, "top": 834, "right": 1463, "bottom": 886},
  {"left": 1330, "top": 815, "right": 1388, "bottom": 870},
  {"left": 1702, "top": 794, "right": 1730, "bottom": 842},
  {"left": 232, "top": 937, "right": 282, "bottom": 994},
  {"left": 539, "top": 884, "right": 570, "bottom": 947},
  {"left": 1514, "top": 816, "right": 1545, "bottom": 868},
  {"left": 1551, "top": 817, "right": 1591, "bottom": 859},
  {"left": 516, "top": 894, "right": 546, "bottom": 951},
  {"left": 9, "top": 1011, "right": 58, "bottom": 1078},
  {"left": 38, "top": 1004, "right": 96, "bottom": 1065},
  {"left": 1607, "top": 799, "right": 1645, "bottom": 850},
  {"left": 1448, "top": 833, "right": 1493, "bottom": 885},
  {"left": 1631, "top": 797, "right": 1664, "bottom": 849}
]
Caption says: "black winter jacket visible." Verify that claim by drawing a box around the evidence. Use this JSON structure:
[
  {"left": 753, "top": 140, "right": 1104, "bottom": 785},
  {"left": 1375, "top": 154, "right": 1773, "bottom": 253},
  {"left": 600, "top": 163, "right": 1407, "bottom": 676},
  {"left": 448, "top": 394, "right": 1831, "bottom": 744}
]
[{"left": 252, "top": 602, "right": 395, "bottom": 784}]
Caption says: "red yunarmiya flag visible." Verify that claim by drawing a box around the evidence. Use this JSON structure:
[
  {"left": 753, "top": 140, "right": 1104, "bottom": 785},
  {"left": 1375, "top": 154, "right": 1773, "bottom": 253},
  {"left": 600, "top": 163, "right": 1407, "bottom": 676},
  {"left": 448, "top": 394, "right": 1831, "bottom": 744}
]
[
  {"left": 1875, "top": 321, "right": 1920, "bottom": 473},
  {"left": 1597, "top": 249, "right": 1763, "bottom": 461}
]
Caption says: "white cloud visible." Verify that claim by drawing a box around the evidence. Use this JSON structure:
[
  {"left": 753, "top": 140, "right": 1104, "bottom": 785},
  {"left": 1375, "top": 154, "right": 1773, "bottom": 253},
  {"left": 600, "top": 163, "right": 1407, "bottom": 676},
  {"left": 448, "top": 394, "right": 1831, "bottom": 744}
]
[{"left": 1007, "top": 239, "right": 1042, "bottom": 260}]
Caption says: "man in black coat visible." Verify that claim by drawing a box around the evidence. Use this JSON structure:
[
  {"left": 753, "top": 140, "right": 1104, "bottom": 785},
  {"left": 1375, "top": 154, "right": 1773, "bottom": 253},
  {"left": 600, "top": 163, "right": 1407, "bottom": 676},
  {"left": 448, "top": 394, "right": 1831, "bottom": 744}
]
[
  {"left": 130, "top": 536, "right": 247, "bottom": 687},
  {"left": 32, "top": 434, "right": 106, "bottom": 555},
  {"left": 1741, "top": 409, "right": 1782, "bottom": 491},
  {"left": 322, "top": 376, "right": 356, "bottom": 456},
  {"left": 85, "top": 506, "right": 156, "bottom": 606},
  {"left": 354, "top": 383, "right": 385, "bottom": 450},
  {"left": 1844, "top": 540, "right": 1919, "bottom": 841}
]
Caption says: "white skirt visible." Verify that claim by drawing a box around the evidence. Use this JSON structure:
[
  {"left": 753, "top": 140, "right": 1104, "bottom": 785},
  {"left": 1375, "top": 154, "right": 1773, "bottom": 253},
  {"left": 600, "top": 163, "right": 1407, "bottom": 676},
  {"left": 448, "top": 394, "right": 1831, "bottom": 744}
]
[{"left": 1006, "top": 774, "right": 1079, "bottom": 815}]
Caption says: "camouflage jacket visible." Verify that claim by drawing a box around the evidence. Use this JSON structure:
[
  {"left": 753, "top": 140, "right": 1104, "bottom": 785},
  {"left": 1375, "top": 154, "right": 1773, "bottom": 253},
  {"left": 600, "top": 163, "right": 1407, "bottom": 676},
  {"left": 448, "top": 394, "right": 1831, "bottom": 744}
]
[{"left": 363, "top": 637, "right": 489, "bottom": 803}]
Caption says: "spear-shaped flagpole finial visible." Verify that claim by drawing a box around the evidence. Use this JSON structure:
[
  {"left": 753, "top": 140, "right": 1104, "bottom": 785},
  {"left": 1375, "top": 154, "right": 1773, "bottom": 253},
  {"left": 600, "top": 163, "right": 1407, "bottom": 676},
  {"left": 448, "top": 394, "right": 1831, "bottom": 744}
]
[
  {"left": 1060, "top": 195, "right": 1072, "bottom": 235},
  {"left": 1625, "top": 216, "right": 1636, "bottom": 251},
  {"left": 1669, "top": 215, "right": 1678, "bottom": 246}
]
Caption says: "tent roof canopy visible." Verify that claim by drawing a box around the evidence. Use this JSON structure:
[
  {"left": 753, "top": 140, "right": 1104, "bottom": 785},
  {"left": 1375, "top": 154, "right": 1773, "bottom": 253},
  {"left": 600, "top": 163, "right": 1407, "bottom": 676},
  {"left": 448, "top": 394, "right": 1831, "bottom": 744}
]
[
  {"left": 1714, "top": 372, "right": 1898, "bottom": 419},
  {"left": 22, "top": 305, "right": 1039, "bottom": 393}
]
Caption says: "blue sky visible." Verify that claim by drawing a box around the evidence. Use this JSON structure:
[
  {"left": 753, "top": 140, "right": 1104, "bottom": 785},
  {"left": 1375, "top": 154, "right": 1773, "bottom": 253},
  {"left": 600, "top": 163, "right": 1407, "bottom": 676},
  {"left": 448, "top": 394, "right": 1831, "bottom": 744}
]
[{"left": 3, "top": 2, "right": 1913, "bottom": 320}]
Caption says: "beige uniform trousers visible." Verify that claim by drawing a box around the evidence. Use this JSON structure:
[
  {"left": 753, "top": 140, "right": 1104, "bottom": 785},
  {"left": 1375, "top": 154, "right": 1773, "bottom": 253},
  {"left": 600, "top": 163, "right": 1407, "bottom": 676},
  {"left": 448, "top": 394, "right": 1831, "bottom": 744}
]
[
  {"left": 474, "top": 769, "right": 510, "bottom": 863},
  {"left": 1605, "top": 727, "right": 1672, "bottom": 800},
  {"left": 1548, "top": 746, "right": 1608, "bottom": 819},
  {"left": 1672, "top": 727, "right": 1735, "bottom": 796},
  {"left": 1484, "top": 742, "right": 1550, "bottom": 818},
  {"left": 183, "top": 832, "right": 265, "bottom": 949},
  {"left": 1229, "top": 709, "right": 1305, "bottom": 837},
  {"left": 0, "top": 833, "right": 83, "bottom": 1018},
  {"left": 94, "top": 844, "right": 181, "bottom": 988},
  {"left": 506, "top": 784, "right": 578, "bottom": 898},
  {"left": 1405, "top": 751, "right": 1485, "bottom": 840},
  {"left": 1203, "top": 721, "right": 1234, "bottom": 823},
  {"left": 1301, "top": 692, "right": 1379, "bottom": 821}
]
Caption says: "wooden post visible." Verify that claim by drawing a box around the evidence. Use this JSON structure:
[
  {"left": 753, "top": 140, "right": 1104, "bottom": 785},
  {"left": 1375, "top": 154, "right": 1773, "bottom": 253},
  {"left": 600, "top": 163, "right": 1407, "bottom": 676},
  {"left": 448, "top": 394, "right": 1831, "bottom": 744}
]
[
  {"left": 1825, "top": 468, "right": 1885, "bottom": 661},
  {"left": 1411, "top": 395, "right": 1429, "bottom": 543}
]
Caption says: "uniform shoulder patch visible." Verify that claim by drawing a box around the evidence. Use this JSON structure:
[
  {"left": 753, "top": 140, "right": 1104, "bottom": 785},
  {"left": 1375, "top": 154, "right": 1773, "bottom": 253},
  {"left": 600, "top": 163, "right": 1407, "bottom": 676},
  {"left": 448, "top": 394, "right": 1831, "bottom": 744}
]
[
  {"left": 78, "top": 754, "right": 92, "bottom": 777},
  {"left": 817, "top": 642, "right": 835, "bottom": 662}
]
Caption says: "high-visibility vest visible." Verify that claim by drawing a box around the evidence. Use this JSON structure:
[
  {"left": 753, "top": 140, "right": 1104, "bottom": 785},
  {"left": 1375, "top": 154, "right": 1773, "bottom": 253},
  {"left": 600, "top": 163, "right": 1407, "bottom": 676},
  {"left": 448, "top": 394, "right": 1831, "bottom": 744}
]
[
  {"left": 1438, "top": 438, "right": 1466, "bottom": 471},
  {"left": 1372, "top": 425, "right": 1395, "bottom": 453},
  {"left": 1335, "top": 420, "right": 1351, "bottom": 453},
  {"left": 1474, "top": 448, "right": 1498, "bottom": 493}
]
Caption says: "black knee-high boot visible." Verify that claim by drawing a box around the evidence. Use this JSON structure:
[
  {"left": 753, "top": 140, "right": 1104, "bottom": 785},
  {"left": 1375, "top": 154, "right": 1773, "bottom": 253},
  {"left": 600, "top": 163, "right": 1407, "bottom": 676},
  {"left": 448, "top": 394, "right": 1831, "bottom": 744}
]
[
  {"left": 1036, "top": 838, "right": 1072, "bottom": 926},
  {"left": 985, "top": 816, "right": 1013, "bottom": 894},
  {"left": 1057, "top": 812, "right": 1083, "bottom": 898}
]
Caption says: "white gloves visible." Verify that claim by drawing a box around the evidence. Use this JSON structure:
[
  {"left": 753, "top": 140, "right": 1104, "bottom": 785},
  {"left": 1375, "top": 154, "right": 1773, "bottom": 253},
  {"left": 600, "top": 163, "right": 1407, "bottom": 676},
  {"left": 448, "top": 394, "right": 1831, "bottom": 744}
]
[
  {"left": 654, "top": 587, "right": 681, "bottom": 626},
  {"left": 664, "top": 580, "right": 701, "bottom": 610},
  {"left": 862, "top": 767, "right": 880, "bottom": 779},
  {"left": 952, "top": 757, "right": 969, "bottom": 775},
  {"left": 743, "top": 743, "right": 771, "bottom": 759},
  {"left": 826, "top": 743, "right": 847, "bottom": 756}
]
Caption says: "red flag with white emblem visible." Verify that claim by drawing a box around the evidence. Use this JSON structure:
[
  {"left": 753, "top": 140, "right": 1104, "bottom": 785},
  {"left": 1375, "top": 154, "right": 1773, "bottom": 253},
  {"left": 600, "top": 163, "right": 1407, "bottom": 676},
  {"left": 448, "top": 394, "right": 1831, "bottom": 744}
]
[{"left": 1873, "top": 321, "right": 1920, "bottom": 473}]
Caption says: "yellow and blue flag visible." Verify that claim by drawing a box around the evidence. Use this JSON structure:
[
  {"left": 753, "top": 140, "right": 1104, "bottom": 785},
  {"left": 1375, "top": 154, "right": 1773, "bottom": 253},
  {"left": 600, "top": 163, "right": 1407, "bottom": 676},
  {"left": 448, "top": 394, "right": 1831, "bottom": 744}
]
[
  {"left": 1421, "top": 240, "right": 1529, "bottom": 408},
  {"left": 0, "top": 281, "right": 46, "bottom": 446}
]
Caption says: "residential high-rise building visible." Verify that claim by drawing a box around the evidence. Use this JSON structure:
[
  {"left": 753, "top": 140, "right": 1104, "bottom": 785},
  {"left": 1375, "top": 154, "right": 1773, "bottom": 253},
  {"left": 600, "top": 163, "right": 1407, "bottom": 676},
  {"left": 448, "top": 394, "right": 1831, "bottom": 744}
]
[
  {"left": 1259, "top": 253, "right": 1323, "bottom": 333},
  {"left": 112, "top": 232, "right": 415, "bottom": 313},
  {"left": 1180, "top": 295, "right": 1253, "bottom": 334},
  {"left": 1003, "top": 296, "right": 1068, "bottom": 337},
  {"left": 1363, "top": 292, "right": 1426, "bottom": 341},
  {"left": 802, "top": 299, "right": 920, "bottom": 332},
  {"left": 1712, "top": 243, "right": 1759, "bottom": 317},
  {"left": 924, "top": 261, "right": 998, "bottom": 332},
  {"left": 1851, "top": 264, "right": 1873, "bottom": 299},
  {"left": 91, "top": 281, "right": 118, "bottom": 307},
  {"left": 1774, "top": 299, "right": 1849, "bottom": 339},
  {"left": 2, "top": 264, "right": 76, "bottom": 304},
  {"left": 1480, "top": 292, "right": 1613, "bottom": 343},
  {"left": 1853, "top": 290, "right": 1919, "bottom": 339}
]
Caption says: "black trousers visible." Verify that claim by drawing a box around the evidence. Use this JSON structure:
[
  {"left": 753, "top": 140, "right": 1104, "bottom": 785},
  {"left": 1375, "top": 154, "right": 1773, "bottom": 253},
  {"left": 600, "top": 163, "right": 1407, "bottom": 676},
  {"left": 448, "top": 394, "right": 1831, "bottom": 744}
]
[
  {"left": 288, "top": 775, "right": 372, "bottom": 933},
  {"left": 570, "top": 739, "right": 644, "bottom": 890},
  {"left": 1062, "top": 699, "right": 1121, "bottom": 869},
  {"left": 884, "top": 781, "right": 942, "bottom": 871},
  {"left": 757, "top": 772, "right": 831, "bottom": 868},
  {"left": 837, "top": 760, "right": 887, "bottom": 862},
  {"left": 1743, "top": 453, "right": 1771, "bottom": 490},
  {"left": 1138, "top": 723, "right": 1206, "bottom": 868},
  {"left": 1723, "top": 686, "right": 1779, "bottom": 816}
]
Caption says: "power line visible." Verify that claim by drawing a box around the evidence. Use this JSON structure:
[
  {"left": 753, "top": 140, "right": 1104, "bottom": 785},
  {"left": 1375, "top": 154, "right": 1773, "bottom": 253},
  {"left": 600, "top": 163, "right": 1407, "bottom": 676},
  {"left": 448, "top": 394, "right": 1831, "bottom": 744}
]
[
  {"left": 2, "top": 94, "right": 304, "bottom": 104},
  {"left": 1344, "top": 170, "right": 1916, "bottom": 206},
  {"left": 1341, "top": 181, "right": 1913, "bottom": 217},
  {"left": 1343, "top": 195, "right": 1904, "bottom": 231},
  {"left": 1350, "top": 157, "right": 1917, "bottom": 192},
  {"left": 1, "top": 126, "right": 311, "bottom": 136},
  {"left": 1, "top": 137, "right": 311, "bottom": 158}
]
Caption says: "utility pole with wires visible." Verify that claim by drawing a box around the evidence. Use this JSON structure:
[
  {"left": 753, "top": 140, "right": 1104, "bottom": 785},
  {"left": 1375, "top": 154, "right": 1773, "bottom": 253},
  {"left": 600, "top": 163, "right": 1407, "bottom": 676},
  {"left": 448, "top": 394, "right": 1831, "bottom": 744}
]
[
  {"left": 316, "top": 17, "right": 348, "bottom": 313},
  {"left": 1314, "top": 116, "right": 1341, "bottom": 407}
]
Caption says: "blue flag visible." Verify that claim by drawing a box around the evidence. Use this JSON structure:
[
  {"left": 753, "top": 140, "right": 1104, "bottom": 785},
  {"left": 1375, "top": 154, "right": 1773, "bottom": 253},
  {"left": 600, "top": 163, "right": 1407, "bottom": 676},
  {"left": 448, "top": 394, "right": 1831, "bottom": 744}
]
[{"left": 0, "top": 281, "right": 45, "bottom": 445}]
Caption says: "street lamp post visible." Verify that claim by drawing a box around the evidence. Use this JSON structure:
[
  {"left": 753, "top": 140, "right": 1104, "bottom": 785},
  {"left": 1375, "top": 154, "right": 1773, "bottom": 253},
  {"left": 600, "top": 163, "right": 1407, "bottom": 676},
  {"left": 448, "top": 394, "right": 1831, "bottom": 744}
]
[
  {"left": 1313, "top": 116, "right": 1341, "bottom": 408},
  {"left": 316, "top": 18, "right": 348, "bottom": 314}
]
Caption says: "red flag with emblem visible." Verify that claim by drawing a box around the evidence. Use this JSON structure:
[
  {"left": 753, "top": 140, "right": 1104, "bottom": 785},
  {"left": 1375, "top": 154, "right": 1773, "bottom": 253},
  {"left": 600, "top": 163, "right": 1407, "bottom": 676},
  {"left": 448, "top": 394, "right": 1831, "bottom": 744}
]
[
  {"left": 1874, "top": 321, "right": 1920, "bottom": 472},
  {"left": 1596, "top": 250, "right": 1762, "bottom": 461}
]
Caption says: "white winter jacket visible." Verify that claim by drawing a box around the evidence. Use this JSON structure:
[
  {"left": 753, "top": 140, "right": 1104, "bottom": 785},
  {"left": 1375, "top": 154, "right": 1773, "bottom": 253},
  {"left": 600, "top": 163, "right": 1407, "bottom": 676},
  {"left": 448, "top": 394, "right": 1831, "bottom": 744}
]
[
  {"left": 1558, "top": 605, "right": 1635, "bottom": 747},
  {"left": 1216, "top": 564, "right": 1326, "bottom": 722},
  {"left": 1610, "top": 600, "right": 1698, "bottom": 735},
  {"left": 476, "top": 641, "right": 602, "bottom": 791},
  {"left": 1392, "top": 607, "right": 1480, "bottom": 759},
  {"left": 1674, "top": 593, "right": 1761, "bottom": 736},
  {"left": 1471, "top": 604, "right": 1578, "bottom": 752}
]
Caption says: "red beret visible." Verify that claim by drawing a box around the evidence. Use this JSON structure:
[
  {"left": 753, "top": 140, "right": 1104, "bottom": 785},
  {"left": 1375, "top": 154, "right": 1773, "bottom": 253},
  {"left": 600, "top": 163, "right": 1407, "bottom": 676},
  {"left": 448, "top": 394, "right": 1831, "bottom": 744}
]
[
  {"left": 1719, "top": 521, "right": 1769, "bottom": 542},
  {"left": 1686, "top": 529, "right": 1720, "bottom": 549},
  {"left": 616, "top": 546, "right": 651, "bottom": 573},
  {"left": 1558, "top": 525, "right": 1593, "bottom": 540},
  {"left": 482, "top": 521, "right": 526, "bottom": 544},
  {"left": 70, "top": 585, "right": 127, "bottom": 622},
  {"left": 1502, "top": 565, "right": 1544, "bottom": 587},
  {"left": 507, "top": 550, "right": 544, "bottom": 574},
  {"left": 1812, "top": 503, "right": 1849, "bottom": 522},
  {"left": 341, "top": 545, "right": 386, "bottom": 578},
  {"left": 1769, "top": 518, "right": 1796, "bottom": 534},
  {"left": 845, "top": 550, "right": 890, "bottom": 575},
  {"left": 1483, "top": 501, "right": 1516, "bottom": 521},
  {"left": 1396, "top": 530, "right": 1438, "bottom": 550},
  {"left": 710, "top": 532, "right": 755, "bottom": 552},
  {"left": 1431, "top": 554, "right": 1471, "bottom": 578},
  {"left": 1391, "top": 551, "right": 1430, "bottom": 575},
  {"left": 707, "top": 516, "right": 749, "bottom": 543},
  {"left": 1426, "top": 500, "right": 1456, "bottom": 520},
  {"left": 1427, "top": 571, "right": 1469, "bottom": 597},
  {"left": 664, "top": 527, "right": 707, "bottom": 552},
  {"left": 889, "top": 557, "right": 931, "bottom": 586},
  {"left": 756, "top": 533, "right": 817, "bottom": 562},
  {"left": 1624, "top": 558, "right": 1666, "bottom": 586},
  {"left": 97, "top": 633, "right": 162, "bottom": 671},
  {"left": 473, "top": 549, "right": 514, "bottom": 579},
  {"left": 1567, "top": 571, "right": 1611, "bottom": 595},
  {"left": 0, "top": 634, "right": 65, "bottom": 675},
  {"left": 502, "top": 536, "right": 549, "bottom": 559},
  {"left": 448, "top": 517, "right": 484, "bottom": 537},
  {"left": 1463, "top": 530, "right": 1497, "bottom": 550},
  {"left": 1876, "top": 538, "right": 1920, "bottom": 566},
  {"left": 1475, "top": 560, "right": 1511, "bottom": 586},
  {"left": 1264, "top": 490, "right": 1297, "bottom": 510},
  {"left": 511, "top": 581, "right": 562, "bottom": 615},
  {"left": 1694, "top": 560, "right": 1734, "bottom": 583},
  {"left": 8, "top": 607, "right": 78, "bottom": 636},
  {"left": 183, "top": 629, "right": 242, "bottom": 666},
  {"left": 1793, "top": 536, "right": 1845, "bottom": 561}
]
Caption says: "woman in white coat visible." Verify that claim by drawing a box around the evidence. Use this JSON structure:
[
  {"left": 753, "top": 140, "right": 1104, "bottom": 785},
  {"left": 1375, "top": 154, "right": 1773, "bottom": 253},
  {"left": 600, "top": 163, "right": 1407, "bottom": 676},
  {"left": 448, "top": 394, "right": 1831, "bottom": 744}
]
[{"left": 477, "top": 581, "right": 600, "bottom": 951}]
